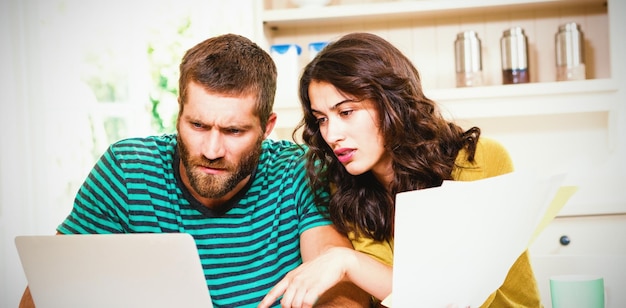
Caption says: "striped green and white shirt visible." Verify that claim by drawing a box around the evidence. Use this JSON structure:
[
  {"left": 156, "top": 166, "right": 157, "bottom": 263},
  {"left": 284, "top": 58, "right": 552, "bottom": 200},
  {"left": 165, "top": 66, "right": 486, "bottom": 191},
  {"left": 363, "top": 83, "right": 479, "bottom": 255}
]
[{"left": 58, "top": 134, "right": 331, "bottom": 307}]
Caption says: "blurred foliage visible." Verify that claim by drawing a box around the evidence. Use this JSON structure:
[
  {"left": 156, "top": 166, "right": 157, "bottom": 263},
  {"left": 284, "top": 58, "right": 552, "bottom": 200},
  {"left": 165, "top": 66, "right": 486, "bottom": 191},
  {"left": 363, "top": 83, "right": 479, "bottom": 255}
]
[
  {"left": 81, "top": 49, "right": 130, "bottom": 103},
  {"left": 78, "top": 4, "right": 197, "bottom": 137},
  {"left": 146, "top": 16, "right": 193, "bottom": 134}
]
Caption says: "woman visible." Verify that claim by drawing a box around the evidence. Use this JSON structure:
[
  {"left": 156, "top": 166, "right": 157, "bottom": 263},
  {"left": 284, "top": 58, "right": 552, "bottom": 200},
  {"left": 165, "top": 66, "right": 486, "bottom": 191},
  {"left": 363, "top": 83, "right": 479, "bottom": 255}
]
[{"left": 259, "top": 32, "right": 541, "bottom": 308}]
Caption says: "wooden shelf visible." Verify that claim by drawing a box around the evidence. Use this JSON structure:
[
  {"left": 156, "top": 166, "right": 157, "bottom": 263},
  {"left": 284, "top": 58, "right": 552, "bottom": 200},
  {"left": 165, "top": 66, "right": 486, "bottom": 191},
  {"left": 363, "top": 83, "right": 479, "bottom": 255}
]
[{"left": 263, "top": 0, "right": 605, "bottom": 28}]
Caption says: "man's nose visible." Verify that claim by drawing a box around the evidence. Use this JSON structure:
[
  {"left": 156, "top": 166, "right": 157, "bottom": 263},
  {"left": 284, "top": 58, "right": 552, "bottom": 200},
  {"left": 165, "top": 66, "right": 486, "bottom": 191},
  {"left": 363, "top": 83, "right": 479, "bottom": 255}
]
[{"left": 202, "top": 132, "right": 226, "bottom": 160}]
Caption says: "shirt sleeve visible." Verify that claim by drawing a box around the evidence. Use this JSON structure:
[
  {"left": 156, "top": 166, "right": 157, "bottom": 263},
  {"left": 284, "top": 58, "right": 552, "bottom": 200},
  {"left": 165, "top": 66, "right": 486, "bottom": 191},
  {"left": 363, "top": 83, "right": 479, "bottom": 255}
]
[
  {"left": 291, "top": 152, "right": 333, "bottom": 235},
  {"left": 57, "top": 146, "right": 128, "bottom": 234}
]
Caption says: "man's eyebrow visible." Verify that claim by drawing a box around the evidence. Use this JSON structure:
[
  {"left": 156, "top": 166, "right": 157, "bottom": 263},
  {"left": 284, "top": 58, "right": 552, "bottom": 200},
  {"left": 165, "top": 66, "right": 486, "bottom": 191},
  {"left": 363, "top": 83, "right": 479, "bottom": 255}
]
[{"left": 223, "top": 123, "right": 255, "bottom": 130}]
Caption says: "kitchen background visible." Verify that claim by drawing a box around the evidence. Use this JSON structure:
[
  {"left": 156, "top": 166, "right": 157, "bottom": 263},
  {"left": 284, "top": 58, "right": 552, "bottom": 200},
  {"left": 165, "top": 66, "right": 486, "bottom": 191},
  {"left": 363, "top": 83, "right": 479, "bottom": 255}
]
[{"left": 1, "top": 0, "right": 624, "bottom": 307}]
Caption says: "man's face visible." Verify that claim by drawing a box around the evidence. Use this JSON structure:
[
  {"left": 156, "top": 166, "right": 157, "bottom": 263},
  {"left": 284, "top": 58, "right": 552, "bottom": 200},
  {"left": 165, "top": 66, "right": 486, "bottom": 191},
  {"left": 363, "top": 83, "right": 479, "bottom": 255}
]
[{"left": 177, "top": 81, "right": 266, "bottom": 200}]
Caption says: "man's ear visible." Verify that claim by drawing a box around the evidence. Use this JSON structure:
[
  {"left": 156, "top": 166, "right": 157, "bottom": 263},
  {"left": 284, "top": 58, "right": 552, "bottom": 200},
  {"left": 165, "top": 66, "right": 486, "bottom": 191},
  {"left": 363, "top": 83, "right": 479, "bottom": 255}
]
[{"left": 263, "top": 112, "right": 277, "bottom": 139}]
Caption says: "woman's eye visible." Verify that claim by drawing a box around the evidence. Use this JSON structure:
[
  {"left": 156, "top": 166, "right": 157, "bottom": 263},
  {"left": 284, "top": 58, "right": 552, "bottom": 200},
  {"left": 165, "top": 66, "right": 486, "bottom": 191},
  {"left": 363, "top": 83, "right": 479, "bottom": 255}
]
[
  {"left": 339, "top": 109, "right": 353, "bottom": 116},
  {"left": 315, "top": 117, "right": 327, "bottom": 125}
]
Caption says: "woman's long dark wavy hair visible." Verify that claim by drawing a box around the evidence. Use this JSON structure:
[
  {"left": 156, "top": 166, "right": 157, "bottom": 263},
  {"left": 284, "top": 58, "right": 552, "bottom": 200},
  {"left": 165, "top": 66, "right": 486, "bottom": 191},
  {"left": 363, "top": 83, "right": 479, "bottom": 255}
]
[{"left": 295, "top": 32, "right": 480, "bottom": 242}]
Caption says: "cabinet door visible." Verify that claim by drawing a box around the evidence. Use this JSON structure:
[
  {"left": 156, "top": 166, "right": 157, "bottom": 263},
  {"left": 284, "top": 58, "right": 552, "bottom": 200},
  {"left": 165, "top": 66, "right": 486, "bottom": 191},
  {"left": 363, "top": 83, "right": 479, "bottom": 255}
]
[
  {"left": 530, "top": 255, "right": 625, "bottom": 308},
  {"left": 530, "top": 215, "right": 626, "bottom": 255}
]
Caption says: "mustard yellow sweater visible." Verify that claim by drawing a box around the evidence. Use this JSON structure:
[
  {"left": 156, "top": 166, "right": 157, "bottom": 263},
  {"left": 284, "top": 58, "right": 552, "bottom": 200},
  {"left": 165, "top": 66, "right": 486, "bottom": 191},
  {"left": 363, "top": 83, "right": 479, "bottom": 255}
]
[{"left": 349, "top": 138, "right": 542, "bottom": 307}]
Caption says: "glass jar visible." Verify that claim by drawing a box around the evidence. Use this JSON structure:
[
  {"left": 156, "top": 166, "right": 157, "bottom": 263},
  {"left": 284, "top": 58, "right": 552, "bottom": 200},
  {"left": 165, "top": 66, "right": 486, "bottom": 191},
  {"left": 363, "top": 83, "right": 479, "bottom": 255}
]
[
  {"left": 500, "top": 26, "right": 529, "bottom": 84},
  {"left": 555, "top": 22, "right": 586, "bottom": 81},
  {"left": 454, "top": 30, "right": 483, "bottom": 87}
]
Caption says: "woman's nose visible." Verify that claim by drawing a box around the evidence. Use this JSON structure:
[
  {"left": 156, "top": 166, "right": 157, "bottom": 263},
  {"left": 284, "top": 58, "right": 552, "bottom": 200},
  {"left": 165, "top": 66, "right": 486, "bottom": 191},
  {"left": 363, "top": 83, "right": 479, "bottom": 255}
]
[{"left": 324, "top": 117, "right": 346, "bottom": 143}]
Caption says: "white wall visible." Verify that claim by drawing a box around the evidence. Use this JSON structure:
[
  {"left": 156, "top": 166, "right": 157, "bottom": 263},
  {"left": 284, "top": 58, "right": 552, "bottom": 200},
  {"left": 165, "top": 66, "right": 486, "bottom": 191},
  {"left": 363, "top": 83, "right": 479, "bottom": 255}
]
[
  {"left": 0, "top": 0, "right": 21, "bottom": 302},
  {"left": 1, "top": 1, "right": 46, "bottom": 305}
]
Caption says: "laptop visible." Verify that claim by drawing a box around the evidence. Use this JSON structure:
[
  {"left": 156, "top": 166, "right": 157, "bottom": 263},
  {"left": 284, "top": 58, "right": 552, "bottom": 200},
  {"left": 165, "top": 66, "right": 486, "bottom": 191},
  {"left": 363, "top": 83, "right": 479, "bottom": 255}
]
[{"left": 15, "top": 233, "right": 213, "bottom": 308}]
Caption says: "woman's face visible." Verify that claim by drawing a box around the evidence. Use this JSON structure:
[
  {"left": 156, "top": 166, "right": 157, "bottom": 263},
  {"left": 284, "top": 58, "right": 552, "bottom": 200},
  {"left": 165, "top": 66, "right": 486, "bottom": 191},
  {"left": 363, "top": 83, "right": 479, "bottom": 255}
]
[{"left": 308, "top": 81, "right": 392, "bottom": 181}]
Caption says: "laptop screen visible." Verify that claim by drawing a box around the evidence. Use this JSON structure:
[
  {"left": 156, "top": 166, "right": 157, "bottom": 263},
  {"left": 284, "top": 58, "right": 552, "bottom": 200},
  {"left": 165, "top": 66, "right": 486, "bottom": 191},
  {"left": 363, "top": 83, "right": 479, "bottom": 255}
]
[{"left": 15, "top": 233, "right": 213, "bottom": 308}]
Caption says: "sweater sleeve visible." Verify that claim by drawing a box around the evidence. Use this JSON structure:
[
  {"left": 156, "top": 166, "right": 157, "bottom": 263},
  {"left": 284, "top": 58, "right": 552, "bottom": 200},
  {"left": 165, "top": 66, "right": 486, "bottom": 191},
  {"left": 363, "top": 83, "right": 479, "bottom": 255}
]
[
  {"left": 481, "top": 251, "right": 542, "bottom": 307},
  {"left": 452, "top": 137, "right": 514, "bottom": 180}
]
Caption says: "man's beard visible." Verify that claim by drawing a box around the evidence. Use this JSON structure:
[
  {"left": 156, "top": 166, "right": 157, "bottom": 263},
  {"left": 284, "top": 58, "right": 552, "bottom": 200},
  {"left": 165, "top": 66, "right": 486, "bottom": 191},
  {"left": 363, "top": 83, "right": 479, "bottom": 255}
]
[{"left": 178, "top": 135, "right": 262, "bottom": 199}]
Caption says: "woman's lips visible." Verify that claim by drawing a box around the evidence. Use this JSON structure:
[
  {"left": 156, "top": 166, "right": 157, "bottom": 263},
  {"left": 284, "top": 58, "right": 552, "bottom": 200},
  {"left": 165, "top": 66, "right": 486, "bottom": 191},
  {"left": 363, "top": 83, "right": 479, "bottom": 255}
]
[{"left": 334, "top": 148, "right": 355, "bottom": 164}]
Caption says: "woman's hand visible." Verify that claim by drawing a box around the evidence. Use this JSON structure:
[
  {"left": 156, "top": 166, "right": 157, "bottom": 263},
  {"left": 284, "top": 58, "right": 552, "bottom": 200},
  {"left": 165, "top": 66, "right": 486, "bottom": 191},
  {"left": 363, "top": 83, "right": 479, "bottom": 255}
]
[{"left": 257, "top": 247, "right": 356, "bottom": 308}]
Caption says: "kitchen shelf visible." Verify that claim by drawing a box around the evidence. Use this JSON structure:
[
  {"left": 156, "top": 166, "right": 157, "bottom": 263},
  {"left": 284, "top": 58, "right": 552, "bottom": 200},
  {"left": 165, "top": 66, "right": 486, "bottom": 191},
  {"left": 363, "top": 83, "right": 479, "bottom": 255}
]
[
  {"left": 262, "top": 0, "right": 617, "bottom": 147},
  {"left": 263, "top": 0, "right": 606, "bottom": 28},
  {"left": 263, "top": 0, "right": 610, "bottom": 94},
  {"left": 273, "top": 78, "right": 618, "bottom": 129},
  {"left": 431, "top": 78, "right": 618, "bottom": 119}
]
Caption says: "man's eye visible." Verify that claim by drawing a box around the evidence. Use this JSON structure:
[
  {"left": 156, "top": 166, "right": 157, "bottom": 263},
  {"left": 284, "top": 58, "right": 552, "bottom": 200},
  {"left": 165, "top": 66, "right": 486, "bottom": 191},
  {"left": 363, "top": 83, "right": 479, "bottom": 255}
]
[{"left": 223, "top": 127, "right": 244, "bottom": 135}]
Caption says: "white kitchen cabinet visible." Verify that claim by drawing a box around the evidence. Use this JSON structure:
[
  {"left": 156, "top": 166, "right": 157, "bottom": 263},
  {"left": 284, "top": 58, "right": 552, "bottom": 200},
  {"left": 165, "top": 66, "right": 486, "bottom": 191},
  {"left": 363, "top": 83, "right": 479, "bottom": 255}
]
[
  {"left": 254, "top": 0, "right": 626, "bottom": 306},
  {"left": 529, "top": 215, "right": 626, "bottom": 307}
]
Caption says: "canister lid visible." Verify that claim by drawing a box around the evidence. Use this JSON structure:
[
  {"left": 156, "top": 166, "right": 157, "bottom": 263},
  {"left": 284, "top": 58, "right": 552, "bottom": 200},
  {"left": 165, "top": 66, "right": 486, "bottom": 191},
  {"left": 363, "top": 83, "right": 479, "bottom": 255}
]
[
  {"left": 558, "top": 22, "right": 582, "bottom": 33},
  {"left": 502, "top": 26, "right": 525, "bottom": 37},
  {"left": 270, "top": 44, "right": 302, "bottom": 55},
  {"left": 456, "top": 30, "right": 479, "bottom": 40}
]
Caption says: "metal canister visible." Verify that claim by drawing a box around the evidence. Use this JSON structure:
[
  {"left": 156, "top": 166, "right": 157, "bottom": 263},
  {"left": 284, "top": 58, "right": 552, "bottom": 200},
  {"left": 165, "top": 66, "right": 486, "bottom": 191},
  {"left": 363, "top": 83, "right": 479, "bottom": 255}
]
[
  {"left": 500, "top": 26, "right": 529, "bottom": 84},
  {"left": 454, "top": 30, "right": 483, "bottom": 87},
  {"left": 555, "top": 22, "right": 586, "bottom": 81}
]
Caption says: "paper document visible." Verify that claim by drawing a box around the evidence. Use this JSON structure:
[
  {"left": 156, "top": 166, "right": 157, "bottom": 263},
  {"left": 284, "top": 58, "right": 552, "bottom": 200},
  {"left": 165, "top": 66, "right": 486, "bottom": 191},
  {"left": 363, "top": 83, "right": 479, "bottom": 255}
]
[{"left": 386, "top": 171, "right": 575, "bottom": 308}]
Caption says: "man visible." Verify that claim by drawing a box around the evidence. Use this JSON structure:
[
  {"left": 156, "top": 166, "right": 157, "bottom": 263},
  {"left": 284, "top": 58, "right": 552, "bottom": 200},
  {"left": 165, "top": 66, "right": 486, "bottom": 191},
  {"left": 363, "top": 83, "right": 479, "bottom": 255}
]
[{"left": 19, "top": 33, "right": 369, "bottom": 308}]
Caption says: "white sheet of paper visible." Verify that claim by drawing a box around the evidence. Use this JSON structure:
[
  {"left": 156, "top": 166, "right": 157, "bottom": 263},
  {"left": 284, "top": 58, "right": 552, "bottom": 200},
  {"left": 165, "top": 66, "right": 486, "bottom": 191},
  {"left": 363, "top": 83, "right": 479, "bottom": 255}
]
[{"left": 390, "top": 171, "right": 566, "bottom": 308}]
